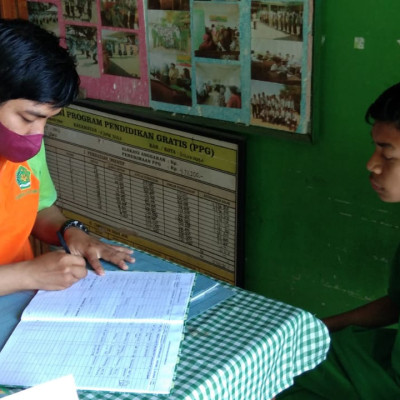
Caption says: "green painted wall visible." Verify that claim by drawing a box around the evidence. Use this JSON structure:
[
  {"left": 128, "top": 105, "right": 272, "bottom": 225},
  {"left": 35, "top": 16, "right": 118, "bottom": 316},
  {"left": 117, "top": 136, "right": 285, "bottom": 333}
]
[
  {"left": 87, "top": 1, "right": 400, "bottom": 318},
  {"left": 244, "top": 0, "right": 400, "bottom": 317}
]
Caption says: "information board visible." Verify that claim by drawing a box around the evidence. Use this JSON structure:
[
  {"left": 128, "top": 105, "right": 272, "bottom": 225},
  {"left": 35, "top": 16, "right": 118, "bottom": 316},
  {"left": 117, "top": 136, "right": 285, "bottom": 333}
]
[{"left": 44, "top": 104, "right": 245, "bottom": 285}]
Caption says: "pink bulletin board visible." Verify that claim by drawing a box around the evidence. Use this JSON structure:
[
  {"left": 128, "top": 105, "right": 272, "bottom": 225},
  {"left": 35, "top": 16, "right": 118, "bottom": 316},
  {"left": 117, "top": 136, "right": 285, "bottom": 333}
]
[
  {"left": 27, "top": 0, "right": 149, "bottom": 106},
  {"left": 27, "top": 0, "right": 314, "bottom": 136}
]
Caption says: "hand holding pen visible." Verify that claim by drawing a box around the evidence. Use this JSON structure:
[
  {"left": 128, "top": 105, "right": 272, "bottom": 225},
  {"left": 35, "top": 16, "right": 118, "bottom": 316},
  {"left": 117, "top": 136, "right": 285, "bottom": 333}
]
[{"left": 57, "top": 231, "right": 71, "bottom": 254}]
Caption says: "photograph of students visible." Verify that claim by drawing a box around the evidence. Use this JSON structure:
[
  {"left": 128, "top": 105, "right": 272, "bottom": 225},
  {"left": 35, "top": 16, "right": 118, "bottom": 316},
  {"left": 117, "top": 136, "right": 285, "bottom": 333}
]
[
  {"left": 100, "top": 0, "right": 138, "bottom": 29},
  {"left": 148, "top": 10, "right": 192, "bottom": 105},
  {"left": 27, "top": 2, "right": 59, "bottom": 36},
  {"left": 196, "top": 63, "right": 241, "bottom": 108},
  {"left": 65, "top": 25, "right": 100, "bottom": 78},
  {"left": 251, "top": 80, "right": 300, "bottom": 131},
  {"left": 62, "top": 0, "right": 97, "bottom": 24},
  {"left": 193, "top": 2, "right": 240, "bottom": 61},
  {"left": 101, "top": 30, "right": 140, "bottom": 78}
]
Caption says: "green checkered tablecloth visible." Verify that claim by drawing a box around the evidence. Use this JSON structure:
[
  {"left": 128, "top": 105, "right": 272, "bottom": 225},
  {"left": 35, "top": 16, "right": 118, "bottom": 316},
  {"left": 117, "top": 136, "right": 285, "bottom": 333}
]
[
  {"left": 0, "top": 284, "right": 329, "bottom": 400},
  {"left": 73, "top": 284, "right": 329, "bottom": 400},
  {"left": 0, "top": 244, "right": 330, "bottom": 400}
]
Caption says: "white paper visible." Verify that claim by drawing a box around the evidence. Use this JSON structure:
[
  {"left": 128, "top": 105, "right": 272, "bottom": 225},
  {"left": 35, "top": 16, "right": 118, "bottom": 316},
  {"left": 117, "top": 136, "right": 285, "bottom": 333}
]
[
  {"left": 0, "top": 271, "right": 195, "bottom": 394},
  {"left": 23, "top": 271, "right": 195, "bottom": 323},
  {"left": 4, "top": 375, "right": 78, "bottom": 400}
]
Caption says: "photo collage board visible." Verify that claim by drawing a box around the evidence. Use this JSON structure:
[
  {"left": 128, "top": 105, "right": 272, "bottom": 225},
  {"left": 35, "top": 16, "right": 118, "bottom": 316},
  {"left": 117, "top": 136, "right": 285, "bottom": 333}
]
[{"left": 28, "top": 0, "right": 313, "bottom": 134}]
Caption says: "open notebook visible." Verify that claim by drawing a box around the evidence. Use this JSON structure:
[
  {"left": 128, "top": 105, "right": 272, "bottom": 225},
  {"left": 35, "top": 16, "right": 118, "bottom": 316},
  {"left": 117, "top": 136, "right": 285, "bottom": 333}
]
[{"left": 0, "top": 271, "right": 195, "bottom": 394}]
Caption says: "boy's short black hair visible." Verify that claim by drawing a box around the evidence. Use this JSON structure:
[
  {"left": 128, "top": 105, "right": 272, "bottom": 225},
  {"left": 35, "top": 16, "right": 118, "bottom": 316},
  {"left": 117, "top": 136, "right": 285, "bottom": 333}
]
[
  {"left": 0, "top": 18, "right": 80, "bottom": 107},
  {"left": 365, "top": 82, "right": 400, "bottom": 128}
]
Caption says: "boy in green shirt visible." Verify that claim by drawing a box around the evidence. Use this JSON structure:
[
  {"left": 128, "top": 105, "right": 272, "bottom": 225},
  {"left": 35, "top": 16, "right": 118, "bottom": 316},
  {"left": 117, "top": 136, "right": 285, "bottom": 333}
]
[{"left": 279, "top": 82, "right": 400, "bottom": 399}]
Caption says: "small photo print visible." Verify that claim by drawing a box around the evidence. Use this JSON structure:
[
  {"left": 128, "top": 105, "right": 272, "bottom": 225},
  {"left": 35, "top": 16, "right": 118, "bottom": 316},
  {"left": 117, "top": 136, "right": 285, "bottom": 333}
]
[
  {"left": 66, "top": 25, "right": 100, "bottom": 78},
  {"left": 27, "top": 2, "right": 60, "bottom": 36},
  {"left": 100, "top": 0, "right": 138, "bottom": 29},
  {"left": 251, "top": 80, "right": 301, "bottom": 132},
  {"left": 148, "top": 10, "right": 191, "bottom": 54},
  {"left": 193, "top": 2, "right": 240, "bottom": 61},
  {"left": 196, "top": 63, "right": 241, "bottom": 108},
  {"left": 62, "top": 0, "right": 97, "bottom": 24},
  {"left": 251, "top": 39, "right": 302, "bottom": 85},
  {"left": 149, "top": 55, "right": 192, "bottom": 106},
  {"left": 102, "top": 30, "right": 140, "bottom": 78},
  {"left": 148, "top": 10, "right": 192, "bottom": 106},
  {"left": 251, "top": 1, "right": 303, "bottom": 41}
]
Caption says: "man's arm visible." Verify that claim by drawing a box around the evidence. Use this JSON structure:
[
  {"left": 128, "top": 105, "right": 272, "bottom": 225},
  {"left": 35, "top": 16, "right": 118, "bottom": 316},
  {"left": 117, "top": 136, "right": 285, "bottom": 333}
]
[
  {"left": 323, "top": 295, "right": 400, "bottom": 332},
  {"left": 31, "top": 204, "right": 67, "bottom": 244},
  {"left": 31, "top": 204, "right": 135, "bottom": 275}
]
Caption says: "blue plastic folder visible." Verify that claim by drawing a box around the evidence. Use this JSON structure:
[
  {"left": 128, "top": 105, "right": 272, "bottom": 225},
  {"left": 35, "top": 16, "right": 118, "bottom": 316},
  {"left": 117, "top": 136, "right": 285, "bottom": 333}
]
[{"left": 97, "top": 240, "right": 235, "bottom": 320}]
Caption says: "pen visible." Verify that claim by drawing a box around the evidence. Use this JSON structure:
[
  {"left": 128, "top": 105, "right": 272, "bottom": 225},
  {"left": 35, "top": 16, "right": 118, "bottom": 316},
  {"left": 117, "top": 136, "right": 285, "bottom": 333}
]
[{"left": 57, "top": 231, "right": 71, "bottom": 254}]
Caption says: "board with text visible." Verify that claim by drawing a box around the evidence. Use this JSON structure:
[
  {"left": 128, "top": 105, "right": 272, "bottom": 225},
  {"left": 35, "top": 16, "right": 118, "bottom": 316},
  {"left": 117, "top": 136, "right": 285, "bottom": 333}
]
[{"left": 44, "top": 104, "right": 245, "bottom": 285}]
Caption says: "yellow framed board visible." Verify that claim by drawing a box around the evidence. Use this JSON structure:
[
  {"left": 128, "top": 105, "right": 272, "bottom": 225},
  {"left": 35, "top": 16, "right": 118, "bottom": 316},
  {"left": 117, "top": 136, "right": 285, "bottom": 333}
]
[{"left": 45, "top": 103, "right": 245, "bottom": 285}]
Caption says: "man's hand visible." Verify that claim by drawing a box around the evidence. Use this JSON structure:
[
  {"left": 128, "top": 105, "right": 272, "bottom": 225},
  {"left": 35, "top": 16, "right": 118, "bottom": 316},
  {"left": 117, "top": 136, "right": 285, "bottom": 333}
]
[{"left": 64, "top": 228, "right": 135, "bottom": 275}]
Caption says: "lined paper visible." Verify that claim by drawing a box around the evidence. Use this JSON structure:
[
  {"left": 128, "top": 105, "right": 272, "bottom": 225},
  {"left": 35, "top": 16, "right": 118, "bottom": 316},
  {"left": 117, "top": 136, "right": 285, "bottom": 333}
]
[
  {"left": 0, "top": 271, "right": 195, "bottom": 393},
  {"left": 23, "top": 271, "right": 195, "bottom": 322}
]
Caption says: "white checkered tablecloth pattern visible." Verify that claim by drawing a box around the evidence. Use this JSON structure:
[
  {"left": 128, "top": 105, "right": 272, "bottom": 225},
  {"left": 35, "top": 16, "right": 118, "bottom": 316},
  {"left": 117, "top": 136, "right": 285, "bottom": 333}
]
[{"left": 76, "top": 285, "right": 330, "bottom": 400}]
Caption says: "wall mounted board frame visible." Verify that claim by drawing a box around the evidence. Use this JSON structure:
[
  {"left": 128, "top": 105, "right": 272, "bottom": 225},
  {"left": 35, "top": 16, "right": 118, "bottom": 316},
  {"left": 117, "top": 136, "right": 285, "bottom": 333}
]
[{"left": 44, "top": 103, "right": 246, "bottom": 286}]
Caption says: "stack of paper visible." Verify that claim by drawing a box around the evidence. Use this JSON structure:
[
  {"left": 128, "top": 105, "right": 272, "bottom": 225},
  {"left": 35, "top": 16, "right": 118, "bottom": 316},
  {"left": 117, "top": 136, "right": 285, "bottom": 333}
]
[{"left": 0, "top": 271, "right": 195, "bottom": 394}]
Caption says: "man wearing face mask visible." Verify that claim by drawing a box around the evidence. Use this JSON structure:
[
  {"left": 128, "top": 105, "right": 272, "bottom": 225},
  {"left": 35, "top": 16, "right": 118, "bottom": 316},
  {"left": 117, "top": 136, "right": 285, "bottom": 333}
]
[{"left": 0, "top": 18, "right": 134, "bottom": 296}]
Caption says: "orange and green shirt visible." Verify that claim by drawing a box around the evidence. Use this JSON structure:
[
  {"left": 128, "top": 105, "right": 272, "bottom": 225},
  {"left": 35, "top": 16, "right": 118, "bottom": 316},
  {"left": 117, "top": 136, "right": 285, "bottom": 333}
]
[{"left": 0, "top": 142, "right": 56, "bottom": 264}]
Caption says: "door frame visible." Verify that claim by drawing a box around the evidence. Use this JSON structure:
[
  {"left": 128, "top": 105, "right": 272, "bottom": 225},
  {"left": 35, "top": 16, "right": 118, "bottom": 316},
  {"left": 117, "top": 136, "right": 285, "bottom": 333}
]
[{"left": 0, "top": 0, "right": 28, "bottom": 19}]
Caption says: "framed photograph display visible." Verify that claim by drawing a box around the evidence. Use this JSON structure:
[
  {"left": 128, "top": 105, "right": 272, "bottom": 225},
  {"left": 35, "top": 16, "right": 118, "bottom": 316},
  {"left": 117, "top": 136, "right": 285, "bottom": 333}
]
[
  {"left": 44, "top": 103, "right": 246, "bottom": 286},
  {"left": 28, "top": 0, "right": 314, "bottom": 136}
]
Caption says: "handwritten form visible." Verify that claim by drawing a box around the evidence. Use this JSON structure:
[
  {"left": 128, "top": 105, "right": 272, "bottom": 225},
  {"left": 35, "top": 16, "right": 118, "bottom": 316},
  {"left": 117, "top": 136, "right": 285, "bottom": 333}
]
[{"left": 0, "top": 271, "right": 195, "bottom": 394}]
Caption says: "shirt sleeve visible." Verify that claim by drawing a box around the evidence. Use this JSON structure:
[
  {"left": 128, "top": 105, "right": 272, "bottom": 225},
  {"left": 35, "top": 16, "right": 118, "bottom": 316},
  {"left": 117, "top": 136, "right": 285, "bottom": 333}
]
[
  {"left": 388, "top": 243, "right": 400, "bottom": 307},
  {"left": 27, "top": 142, "right": 57, "bottom": 211}
]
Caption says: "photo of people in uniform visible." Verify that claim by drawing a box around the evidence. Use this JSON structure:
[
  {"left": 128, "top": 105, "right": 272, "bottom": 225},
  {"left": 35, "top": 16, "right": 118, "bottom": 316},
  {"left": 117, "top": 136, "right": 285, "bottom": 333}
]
[
  {"left": 251, "top": 80, "right": 301, "bottom": 131},
  {"left": 251, "top": 1, "right": 303, "bottom": 41},
  {"left": 66, "top": 25, "right": 100, "bottom": 78},
  {"left": 193, "top": 2, "right": 240, "bottom": 61},
  {"left": 100, "top": 0, "right": 138, "bottom": 29},
  {"left": 102, "top": 30, "right": 140, "bottom": 78},
  {"left": 149, "top": 11, "right": 190, "bottom": 52},
  {"left": 28, "top": 2, "right": 59, "bottom": 36},
  {"left": 196, "top": 63, "right": 241, "bottom": 108},
  {"left": 62, "top": 0, "right": 97, "bottom": 23},
  {"left": 148, "top": 10, "right": 191, "bottom": 105},
  {"left": 251, "top": 1, "right": 304, "bottom": 132}
]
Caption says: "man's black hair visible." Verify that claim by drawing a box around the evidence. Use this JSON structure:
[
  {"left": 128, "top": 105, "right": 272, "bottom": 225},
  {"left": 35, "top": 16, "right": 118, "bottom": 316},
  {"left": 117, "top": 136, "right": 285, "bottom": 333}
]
[
  {"left": 0, "top": 18, "right": 80, "bottom": 107},
  {"left": 365, "top": 82, "right": 400, "bottom": 129}
]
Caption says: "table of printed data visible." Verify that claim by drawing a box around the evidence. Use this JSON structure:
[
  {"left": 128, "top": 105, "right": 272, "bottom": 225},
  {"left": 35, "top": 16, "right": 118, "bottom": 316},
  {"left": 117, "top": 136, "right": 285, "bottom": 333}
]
[{"left": 44, "top": 125, "right": 237, "bottom": 281}]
